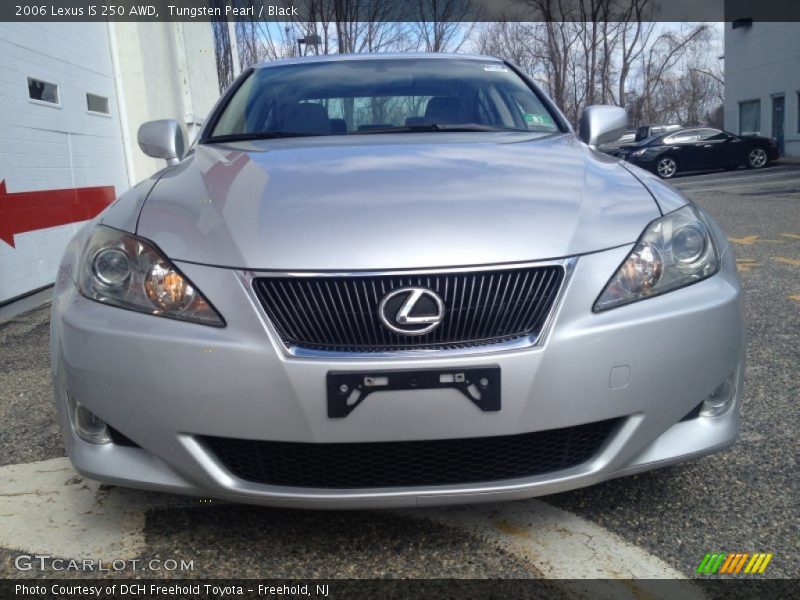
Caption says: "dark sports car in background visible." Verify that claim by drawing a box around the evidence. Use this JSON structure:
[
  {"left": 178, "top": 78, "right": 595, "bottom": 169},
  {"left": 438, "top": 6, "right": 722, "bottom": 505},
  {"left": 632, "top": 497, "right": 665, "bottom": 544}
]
[
  {"left": 615, "top": 127, "right": 780, "bottom": 178},
  {"left": 633, "top": 123, "right": 681, "bottom": 142}
]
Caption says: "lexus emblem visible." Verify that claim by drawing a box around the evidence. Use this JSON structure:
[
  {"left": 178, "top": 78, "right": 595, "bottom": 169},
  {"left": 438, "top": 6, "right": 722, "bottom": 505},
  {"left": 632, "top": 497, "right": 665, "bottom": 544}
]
[{"left": 378, "top": 287, "right": 444, "bottom": 335}]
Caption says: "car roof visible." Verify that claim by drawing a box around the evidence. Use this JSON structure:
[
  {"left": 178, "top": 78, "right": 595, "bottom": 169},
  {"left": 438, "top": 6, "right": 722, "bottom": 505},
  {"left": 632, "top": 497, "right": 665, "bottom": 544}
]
[{"left": 254, "top": 52, "right": 505, "bottom": 69}]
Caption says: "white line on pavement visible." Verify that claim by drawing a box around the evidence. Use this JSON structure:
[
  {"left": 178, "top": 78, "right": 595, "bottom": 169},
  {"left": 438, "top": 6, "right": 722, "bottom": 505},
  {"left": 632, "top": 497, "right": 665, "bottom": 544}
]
[
  {"left": 403, "top": 502, "right": 709, "bottom": 599},
  {"left": 405, "top": 501, "right": 692, "bottom": 579},
  {"left": 1, "top": 458, "right": 706, "bottom": 598},
  {"left": 673, "top": 171, "right": 800, "bottom": 189},
  {"left": 0, "top": 457, "right": 191, "bottom": 560},
  {"left": 677, "top": 177, "right": 800, "bottom": 194}
]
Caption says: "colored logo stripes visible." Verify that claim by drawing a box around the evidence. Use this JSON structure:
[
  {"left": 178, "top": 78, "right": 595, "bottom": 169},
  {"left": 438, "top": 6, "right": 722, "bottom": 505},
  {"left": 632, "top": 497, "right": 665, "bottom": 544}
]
[{"left": 697, "top": 552, "right": 773, "bottom": 574}]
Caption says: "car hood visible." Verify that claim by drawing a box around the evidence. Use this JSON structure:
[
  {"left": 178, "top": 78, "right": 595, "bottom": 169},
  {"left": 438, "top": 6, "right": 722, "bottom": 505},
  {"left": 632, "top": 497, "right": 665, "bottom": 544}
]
[{"left": 137, "top": 132, "right": 659, "bottom": 270}]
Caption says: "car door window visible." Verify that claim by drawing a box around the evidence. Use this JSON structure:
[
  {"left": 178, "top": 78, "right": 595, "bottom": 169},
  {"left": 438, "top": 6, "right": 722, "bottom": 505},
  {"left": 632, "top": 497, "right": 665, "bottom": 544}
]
[
  {"left": 664, "top": 131, "right": 699, "bottom": 144},
  {"left": 697, "top": 128, "right": 725, "bottom": 141}
]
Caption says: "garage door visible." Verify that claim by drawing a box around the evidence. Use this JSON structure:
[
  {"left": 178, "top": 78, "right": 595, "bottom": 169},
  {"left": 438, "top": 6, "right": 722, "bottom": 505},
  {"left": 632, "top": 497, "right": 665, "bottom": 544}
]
[{"left": 0, "top": 22, "right": 129, "bottom": 303}]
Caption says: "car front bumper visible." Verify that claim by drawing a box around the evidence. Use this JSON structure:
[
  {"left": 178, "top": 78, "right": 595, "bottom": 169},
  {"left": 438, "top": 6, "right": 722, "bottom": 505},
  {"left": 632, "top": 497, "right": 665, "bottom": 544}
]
[{"left": 51, "top": 243, "right": 744, "bottom": 509}]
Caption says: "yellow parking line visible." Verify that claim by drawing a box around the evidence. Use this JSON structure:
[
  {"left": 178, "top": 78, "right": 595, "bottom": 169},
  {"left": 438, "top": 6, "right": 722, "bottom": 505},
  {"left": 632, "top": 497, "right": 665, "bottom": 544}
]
[
  {"left": 772, "top": 256, "right": 800, "bottom": 267},
  {"left": 736, "top": 260, "right": 760, "bottom": 273},
  {"left": 781, "top": 233, "right": 800, "bottom": 240},
  {"left": 730, "top": 236, "right": 760, "bottom": 245},
  {"left": 788, "top": 294, "right": 800, "bottom": 303},
  {"left": 730, "top": 236, "right": 785, "bottom": 246}
]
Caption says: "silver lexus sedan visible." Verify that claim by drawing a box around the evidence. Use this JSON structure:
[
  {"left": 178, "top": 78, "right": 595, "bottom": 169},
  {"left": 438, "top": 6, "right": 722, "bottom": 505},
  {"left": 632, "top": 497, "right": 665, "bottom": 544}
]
[{"left": 51, "top": 54, "right": 744, "bottom": 509}]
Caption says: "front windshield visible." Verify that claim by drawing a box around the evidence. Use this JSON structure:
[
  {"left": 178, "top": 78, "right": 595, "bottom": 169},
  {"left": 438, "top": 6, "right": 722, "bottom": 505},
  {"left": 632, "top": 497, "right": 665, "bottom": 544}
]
[{"left": 208, "top": 58, "right": 562, "bottom": 140}]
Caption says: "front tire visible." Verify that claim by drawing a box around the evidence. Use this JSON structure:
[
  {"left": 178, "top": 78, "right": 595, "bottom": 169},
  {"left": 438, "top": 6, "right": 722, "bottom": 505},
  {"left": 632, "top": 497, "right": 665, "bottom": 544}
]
[
  {"left": 656, "top": 156, "right": 677, "bottom": 179},
  {"left": 747, "top": 147, "right": 768, "bottom": 169}
]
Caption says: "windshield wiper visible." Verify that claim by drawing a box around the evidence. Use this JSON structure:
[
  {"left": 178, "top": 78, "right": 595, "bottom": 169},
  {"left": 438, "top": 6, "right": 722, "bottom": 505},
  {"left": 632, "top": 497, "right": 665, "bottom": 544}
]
[
  {"left": 207, "top": 131, "right": 324, "bottom": 143},
  {"left": 207, "top": 124, "right": 536, "bottom": 143},
  {"left": 353, "top": 123, "right": 531, "bottom": 134}
]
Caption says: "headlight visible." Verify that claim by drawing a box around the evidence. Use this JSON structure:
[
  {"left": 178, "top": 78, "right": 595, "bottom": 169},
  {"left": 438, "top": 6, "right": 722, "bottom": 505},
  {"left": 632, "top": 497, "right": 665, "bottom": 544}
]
[
  {"left": 630, "top": 148, "right": 647, "bottom": 157},
  {"left": 594, "top": 205, "right": 719, "bottom": 311},
  {"left": 79, "top": 225, "right": 224, "bottom": 326}
]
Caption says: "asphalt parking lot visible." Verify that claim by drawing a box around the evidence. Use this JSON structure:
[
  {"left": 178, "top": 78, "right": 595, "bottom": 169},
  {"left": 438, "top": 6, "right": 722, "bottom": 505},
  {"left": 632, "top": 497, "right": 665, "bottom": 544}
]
[
  {"left": 1, "top": 161, "right": 798, "bottom": 587},
  {"left": 546, "top": 162, "right": 800, "bottom": 575}
]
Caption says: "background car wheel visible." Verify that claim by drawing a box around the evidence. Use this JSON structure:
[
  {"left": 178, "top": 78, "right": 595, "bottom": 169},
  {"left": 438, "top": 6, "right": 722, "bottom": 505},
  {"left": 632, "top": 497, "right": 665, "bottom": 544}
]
[
  {"left": 747, "top": 147, "right": 768, "bottom": 169},
  {"left": 656, "top": 157, "right": 677, "bottom": 179}
]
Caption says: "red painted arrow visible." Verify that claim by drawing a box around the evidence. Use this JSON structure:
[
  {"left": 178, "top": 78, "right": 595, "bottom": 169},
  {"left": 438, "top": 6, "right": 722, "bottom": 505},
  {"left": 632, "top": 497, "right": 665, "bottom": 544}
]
[{"left": 0, "top": 180, "right": 115, "bottom": 248}]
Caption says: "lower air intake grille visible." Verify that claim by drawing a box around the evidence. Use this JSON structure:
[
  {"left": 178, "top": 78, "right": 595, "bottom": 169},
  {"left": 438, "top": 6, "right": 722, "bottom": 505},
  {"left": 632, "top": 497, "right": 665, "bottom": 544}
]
[
  {"left": 252, "top": 265, "right": 565, "bottom": 352},
  {"left": 201, "top": 419, "right": 619, "bottom": 489}
]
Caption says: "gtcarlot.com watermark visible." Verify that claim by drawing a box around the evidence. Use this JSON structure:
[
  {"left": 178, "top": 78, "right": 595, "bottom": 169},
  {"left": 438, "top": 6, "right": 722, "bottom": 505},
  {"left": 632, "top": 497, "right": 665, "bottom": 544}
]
[{"left": 14, "top": 554, "right": 194, "bottom": 572}]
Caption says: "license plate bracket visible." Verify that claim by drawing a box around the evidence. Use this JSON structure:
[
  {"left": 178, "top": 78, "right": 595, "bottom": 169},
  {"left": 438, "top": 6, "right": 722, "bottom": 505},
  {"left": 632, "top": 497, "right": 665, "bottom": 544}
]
[{"left": 327, "top": 366, "right": 500, "bottom": 418}]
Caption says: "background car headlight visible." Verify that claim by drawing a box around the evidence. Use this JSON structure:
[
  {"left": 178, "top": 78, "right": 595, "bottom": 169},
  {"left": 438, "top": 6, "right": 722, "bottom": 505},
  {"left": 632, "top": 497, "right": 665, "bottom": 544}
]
[
  {"left": 79, "top": 225, "right": 224, "bottom": 326},
  {"left": 594, "top": 204, "right": 719, "bottom": 311}
]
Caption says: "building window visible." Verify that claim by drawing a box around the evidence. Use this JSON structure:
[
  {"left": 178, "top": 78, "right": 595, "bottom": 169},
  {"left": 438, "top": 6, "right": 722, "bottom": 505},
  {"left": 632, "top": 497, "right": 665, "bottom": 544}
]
[
  {"left": 27, "top": 77, "right": 59, "bottom": 104},
  {"left": 86, "top": 93, "right": 109, "bottom": 114},
  {"left": 739, "top": 99, "right": 760, "bottom": 135}
]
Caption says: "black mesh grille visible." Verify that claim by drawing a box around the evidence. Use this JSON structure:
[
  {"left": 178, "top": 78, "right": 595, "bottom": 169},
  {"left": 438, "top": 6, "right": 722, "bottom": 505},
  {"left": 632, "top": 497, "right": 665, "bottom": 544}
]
[
  {"left": 108, "top": 426, "right": 139, "bottom": 447},
  {"left": 201, "top": 419, "right": 619, "bottom": 489},
  {"left": 252, "top": 265, "right": 565, "bottom": 352}
]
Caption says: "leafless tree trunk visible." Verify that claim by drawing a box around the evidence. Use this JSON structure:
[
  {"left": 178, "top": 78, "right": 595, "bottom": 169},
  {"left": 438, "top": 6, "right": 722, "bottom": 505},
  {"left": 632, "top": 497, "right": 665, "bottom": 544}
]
[
  {"left": 616, "top": 0, "right": 654, "bottom": 113},
  {"left": 637, "top": 24, "right": 710, "bottom": 124},
  {"left": 210, "top": 11, "right": 235, "bottom": 91},
  {"left": 410, "top": 0, "right": 475, "bottom": 52}
]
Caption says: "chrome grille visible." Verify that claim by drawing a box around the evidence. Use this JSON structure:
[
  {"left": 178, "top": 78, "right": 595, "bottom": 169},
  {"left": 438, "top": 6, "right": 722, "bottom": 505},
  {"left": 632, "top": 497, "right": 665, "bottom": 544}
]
[{"left": 252, "top": 265, "right": 565, "bottom": 352}]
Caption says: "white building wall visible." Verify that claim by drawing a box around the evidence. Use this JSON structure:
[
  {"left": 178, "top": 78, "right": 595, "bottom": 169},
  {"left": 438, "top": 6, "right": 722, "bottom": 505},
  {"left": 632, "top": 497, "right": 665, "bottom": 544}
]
[
  {"left": 0, "top": 22, "right": 128, "bottom": 303},
  {"left": 724, "top": 22, "right": 800, "bottom": 157},
  {"left": 0, "top": 21, "right": 220, "bottom": 304},
  {"left": 112, "top": 21, "right": 220, "bottom": 182}
]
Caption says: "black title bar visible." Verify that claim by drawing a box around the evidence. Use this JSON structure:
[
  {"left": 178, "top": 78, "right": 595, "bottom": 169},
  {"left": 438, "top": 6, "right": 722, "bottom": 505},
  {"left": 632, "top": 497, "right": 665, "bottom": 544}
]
[
  {"left": 2, "top": 0, "right": 800, "bottom": 23},
  {"left": 5, "top": 579, "right": 800, "bottom": 600}
]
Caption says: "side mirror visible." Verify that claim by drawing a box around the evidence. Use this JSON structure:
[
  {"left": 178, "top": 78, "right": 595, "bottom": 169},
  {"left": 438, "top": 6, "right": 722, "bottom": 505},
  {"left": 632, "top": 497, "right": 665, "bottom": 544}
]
[
  {"left": 578, "top": 105, "right": 628, "bottom": 148},
  {"left": 137, "top": 119, "right": 185, "bottom": 166}
]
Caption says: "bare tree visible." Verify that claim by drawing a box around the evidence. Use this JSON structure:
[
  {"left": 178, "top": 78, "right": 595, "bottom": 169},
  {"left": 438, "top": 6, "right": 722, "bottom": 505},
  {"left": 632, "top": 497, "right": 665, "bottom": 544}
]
[
  {"left": 483, "top": 0, "right": 715, "bottom": 128},
  {"left": 477, "top": 22, "right": 539, "bottom": 72},
  {"left": 635, "top": 24, "right": 710, "bottom": 124},
  {"left": 410, "top": 0, "right": 475, "bottom": 52},
  {"left": 615, "top": 0, "right": 655, "bottom": 108},
  {"left": 210, "top": 0, "right": 239, "bottom": 90},
  {"left": 225, "top": 0, "right": 415, "bottom": 67}
]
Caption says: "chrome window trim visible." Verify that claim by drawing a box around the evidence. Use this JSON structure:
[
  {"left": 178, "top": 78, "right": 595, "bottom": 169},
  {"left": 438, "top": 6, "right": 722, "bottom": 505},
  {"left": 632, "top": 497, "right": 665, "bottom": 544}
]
[{"left": 237, "top": 257, "right": 577, "bottom": 360}]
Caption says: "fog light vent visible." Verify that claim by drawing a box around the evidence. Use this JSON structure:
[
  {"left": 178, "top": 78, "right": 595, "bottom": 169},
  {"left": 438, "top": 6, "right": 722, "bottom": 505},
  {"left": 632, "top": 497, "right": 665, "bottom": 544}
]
[
  {"left": 700, "top": 364, "right": 742, "bottom": 418},
  {"left": 68, "top": 395, "right": 111, "bottom": 444}
]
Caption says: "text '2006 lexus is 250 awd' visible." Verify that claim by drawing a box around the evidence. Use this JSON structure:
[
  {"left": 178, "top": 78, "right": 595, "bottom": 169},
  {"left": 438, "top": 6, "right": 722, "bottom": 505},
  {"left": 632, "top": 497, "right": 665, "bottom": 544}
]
[{"left": 51, "top": 54, "right": 744, "bottom": 509}]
